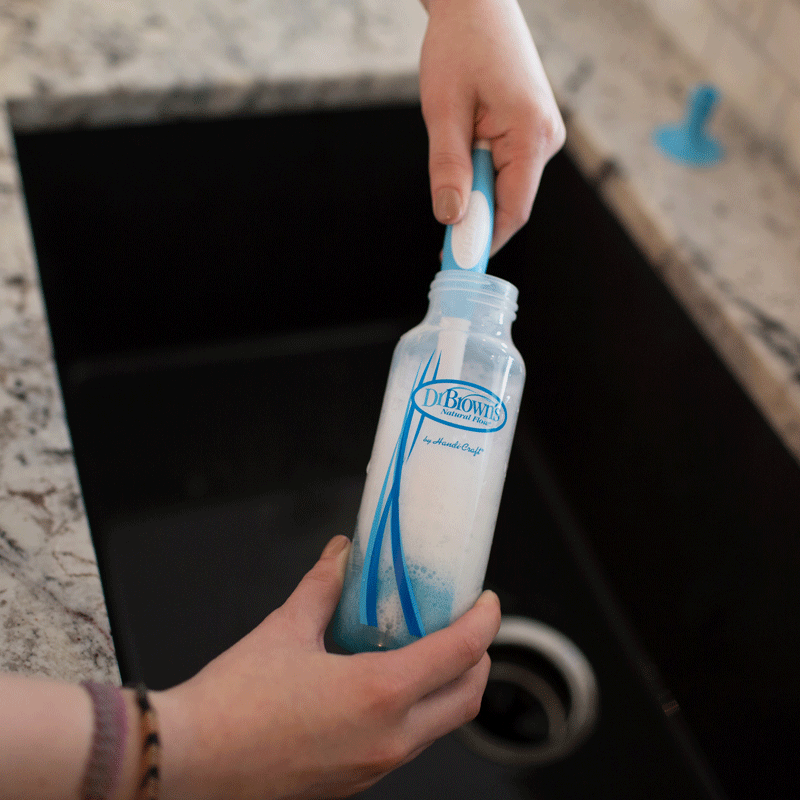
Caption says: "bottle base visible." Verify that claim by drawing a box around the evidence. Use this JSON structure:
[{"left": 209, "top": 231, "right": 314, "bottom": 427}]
[{"left": 330, "top": 614, "right": 421, "bottom": 653}]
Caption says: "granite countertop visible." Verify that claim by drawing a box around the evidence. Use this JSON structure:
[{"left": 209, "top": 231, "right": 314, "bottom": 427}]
[{"left": 1, "top": 0, "right": 798, "bottom": 682}]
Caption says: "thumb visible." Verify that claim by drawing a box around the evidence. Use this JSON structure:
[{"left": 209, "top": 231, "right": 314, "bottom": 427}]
[
  {"left": 424, "top": 103, "right": 475, "bottom": 226},
  {"left": 280, "top": 535, "right": 351, "bottom": 645}
]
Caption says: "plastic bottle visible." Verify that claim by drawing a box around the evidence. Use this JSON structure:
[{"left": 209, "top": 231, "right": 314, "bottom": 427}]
[{"left": 331, "top": 142, "right": 525, "bottom": 650}]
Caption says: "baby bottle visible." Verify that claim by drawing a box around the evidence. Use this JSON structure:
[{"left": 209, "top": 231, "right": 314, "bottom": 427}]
[{"left": 331, "top": 142, "right": 525, "bottom": 651}]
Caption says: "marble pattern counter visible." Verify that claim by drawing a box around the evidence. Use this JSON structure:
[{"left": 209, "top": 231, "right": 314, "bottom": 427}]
[{"left": 0, "top": 0, "right": 798, "bottom": 680}]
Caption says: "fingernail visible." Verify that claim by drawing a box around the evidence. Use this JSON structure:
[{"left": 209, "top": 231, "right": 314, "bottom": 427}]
[
  {"left": 434, "top": 187, "right": 462, "bottom": 224},
  {"left": 476, "top": 589, "right": 500, "bottom": 609},
  {"left": 322, "top": 535, "right": 349, "bottom": 559}
]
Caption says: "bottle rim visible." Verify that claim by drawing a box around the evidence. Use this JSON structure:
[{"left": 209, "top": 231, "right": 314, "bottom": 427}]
[{"left": 429, "top": 271, "right": 519, "bottom": 314}]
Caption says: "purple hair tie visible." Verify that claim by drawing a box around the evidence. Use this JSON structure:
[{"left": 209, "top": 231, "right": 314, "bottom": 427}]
[{"left": 80, "top": 681, "right": 128, "bottom": 800}]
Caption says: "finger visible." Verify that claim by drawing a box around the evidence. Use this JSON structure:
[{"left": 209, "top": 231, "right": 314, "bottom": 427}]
[
  {"left": 277, "top": 535, "right": 351, "bottom": 645},
  {"left": 390, "top": 590, "right": 501, "bottom": 701},
  {"left": 489, "top": 135, "right": 541, "bottom": 256},
  {"left": 404, "top": 652, "right": 492, "bottom": 749},
  {"left": 488, "top": 106, "right": 566, "bottom": 255},
  {"left": 492, "top": 157, "right": 541, "bottom": 256},
  {"left": 422, "top": 93, "right": 475, "bottom": 225}
]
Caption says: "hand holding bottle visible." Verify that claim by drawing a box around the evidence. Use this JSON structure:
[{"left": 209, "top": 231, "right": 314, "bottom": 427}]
[{"left": 153, "top": 536, "right": 501, "bottom": 800}]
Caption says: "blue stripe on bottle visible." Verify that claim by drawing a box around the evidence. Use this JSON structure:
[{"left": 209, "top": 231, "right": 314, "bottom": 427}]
[
  {"left": 359, "top": 438, "right": 399, "bottom": 627},
  {"left": 389, "top": 398, "right": 425, "bottom": 638},
  {"left": 407, "top": 354, "right": 439, "bottom": 460},
  {"left": 359, "top": 352, "right": 437, "bottom": 638}
]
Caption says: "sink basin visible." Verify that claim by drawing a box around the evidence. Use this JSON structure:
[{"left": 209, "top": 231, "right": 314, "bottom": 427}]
[{"left": 15, "top": 103, "right": 800, "bottom": 800}]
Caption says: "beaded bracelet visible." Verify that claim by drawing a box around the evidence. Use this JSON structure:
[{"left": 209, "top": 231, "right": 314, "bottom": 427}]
[
  {"left": 80, "top": 681, "right": 128, "bottom": 800},
  {"left": 129, "top": 683, "right": 161, "bottom": 800}
]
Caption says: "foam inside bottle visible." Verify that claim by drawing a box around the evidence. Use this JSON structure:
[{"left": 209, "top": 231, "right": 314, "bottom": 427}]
[{"left": 436, "top": 316, "right": 469, "bottom": 379}]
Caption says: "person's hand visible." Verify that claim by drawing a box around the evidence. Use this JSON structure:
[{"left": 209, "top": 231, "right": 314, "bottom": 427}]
[
  {"left": 153, "top": 535, "right": 501, "bottom": 800},
  {"left": 419, "top": 0, "right": 565, "bottom": 255}
]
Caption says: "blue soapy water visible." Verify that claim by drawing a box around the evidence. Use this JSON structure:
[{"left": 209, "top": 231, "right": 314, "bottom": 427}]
[
  {"left": 409, "top": 563, "right": 453, "bottom": 634},
  {"left": 332, "top": 559, "right": 454, "bottom": 652}
]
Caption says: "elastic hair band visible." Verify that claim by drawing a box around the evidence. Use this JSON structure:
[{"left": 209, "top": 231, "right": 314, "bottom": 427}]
[
  {"left": 129, "top": 683, "right": 161, "bottom": 800},
  {"left": 80, "top": 681, "right": 127, "bottom": 800}
]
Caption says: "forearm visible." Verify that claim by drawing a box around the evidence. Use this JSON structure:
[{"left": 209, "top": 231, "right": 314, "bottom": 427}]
[{"left": 0, "top": 674, "right": 141, "bottom": 800}]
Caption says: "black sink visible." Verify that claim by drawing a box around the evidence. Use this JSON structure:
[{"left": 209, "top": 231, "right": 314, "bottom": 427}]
[{"left": 15, "top": 103, "right": 800, "bottom": 800}]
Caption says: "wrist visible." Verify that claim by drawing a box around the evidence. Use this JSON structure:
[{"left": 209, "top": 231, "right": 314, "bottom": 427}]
[
  {"left": 145, "top": 685, "right": 204, "bottom": 800},
  {"left": 112, "top": 685, "right": 169, "bottom": 800}
]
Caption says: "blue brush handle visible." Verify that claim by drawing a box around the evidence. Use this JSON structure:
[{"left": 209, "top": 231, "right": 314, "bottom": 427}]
[{"left": 441, "top": 140, "right": 495, "bottom": 273}]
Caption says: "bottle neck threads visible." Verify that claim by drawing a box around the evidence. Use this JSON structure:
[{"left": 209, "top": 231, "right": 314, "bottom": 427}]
[{"left": 427, "top": 271, "right": 518, "bottom": 332}]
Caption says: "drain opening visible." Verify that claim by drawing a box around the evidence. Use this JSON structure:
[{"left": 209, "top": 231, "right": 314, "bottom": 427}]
[
  {"left": 459, "top": 617, "right": 599, "bottom": 766},
  {"left": 478, "top": 660, "right": 567, "bottom": 743},
  {"left": 480, "top": 670, "right": 555, "bottom": 745}
]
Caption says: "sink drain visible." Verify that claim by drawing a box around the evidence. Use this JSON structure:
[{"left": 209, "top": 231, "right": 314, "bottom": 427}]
[{"left": 459, "top": 616, "right": 599, "bottom": 765}]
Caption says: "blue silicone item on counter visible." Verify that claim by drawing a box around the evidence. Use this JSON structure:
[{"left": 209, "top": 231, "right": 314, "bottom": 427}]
[
  {"left": 441, "top": 141, "right": 495, "bottom": 272},
  {"left": 654, "top": 83, "right": 724, "bottom": 167}
]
